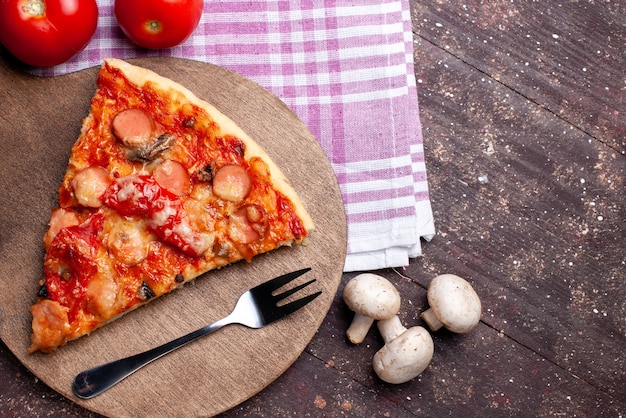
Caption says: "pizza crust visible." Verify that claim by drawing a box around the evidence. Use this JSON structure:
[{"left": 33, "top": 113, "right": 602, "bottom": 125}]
[{"left": 104, "top": 58, "right": 314, "bottom": 234}]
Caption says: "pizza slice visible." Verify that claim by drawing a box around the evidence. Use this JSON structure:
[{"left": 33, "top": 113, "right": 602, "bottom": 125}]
[{"left": 29, "top": 58, "right": 314, "bottom": 353}]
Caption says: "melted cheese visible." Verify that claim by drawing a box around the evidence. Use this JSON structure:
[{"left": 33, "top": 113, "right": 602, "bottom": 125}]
[
  {"left": 106, "top": 216, "right": 154, "bottom": 266},
  {"left": 116, "top": 178, "right": 143, "bottom": 202},
  {"left": 151, "top": 200, "right": 178, "bottom": 227},
  {"left": 86, "top": 274, "right": 119, "bottom": 319},
  {"left": 29, "top": 300, "right": 70, "bottom": 353}
]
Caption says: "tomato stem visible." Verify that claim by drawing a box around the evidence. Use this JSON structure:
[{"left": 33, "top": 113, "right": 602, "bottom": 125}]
[
  {"left": 145, "top": 20, "right": 162, "bottom": 34},
  {"left": 21, "top": 0, "right": 46, "bottom": 17}
]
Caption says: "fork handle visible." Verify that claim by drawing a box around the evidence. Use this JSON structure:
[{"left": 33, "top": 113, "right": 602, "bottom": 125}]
[{"left": 73, "top": 317, "right": 230, "bottom": 399}]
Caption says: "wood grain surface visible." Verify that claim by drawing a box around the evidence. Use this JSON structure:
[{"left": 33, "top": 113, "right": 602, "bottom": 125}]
[
  {"left": 1, "top": 1, "right": 624, "bottom": 416},
  {"left": 0, "top": 57, "right": 347, "bottom": 417}
]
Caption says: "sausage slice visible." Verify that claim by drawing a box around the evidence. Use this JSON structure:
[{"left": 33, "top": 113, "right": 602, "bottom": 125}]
[
  {"left": 212, "top": 165, "right": 252, "bottom": 203},
  {"left": 71, "top": 166, "right": 113, "bottom": 208},
  {"left": 112, "top": 108, "right": 155, "bottom": 149},
  {"left": 153, "top": 160, "right": 191, "bottom": 196}
]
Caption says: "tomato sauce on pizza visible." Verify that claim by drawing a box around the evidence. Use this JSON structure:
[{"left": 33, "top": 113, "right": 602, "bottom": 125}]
[{"left": 29, "top": 59, "right": 313, "bottom": 353}]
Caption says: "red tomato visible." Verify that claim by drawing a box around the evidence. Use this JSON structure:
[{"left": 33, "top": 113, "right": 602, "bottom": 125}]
[
  {"left": 0, "top": 0, "right": 98, "bottom": 67},
  {"left": 114, "top": 0, "right": 203, "bottom": 49}
]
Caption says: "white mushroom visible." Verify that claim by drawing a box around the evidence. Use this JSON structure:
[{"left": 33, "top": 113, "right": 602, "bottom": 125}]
[
  {"left": 420, "top": 274, "right": 482, "bottom": 333},
  {"left": 372, "top": 316, "right": 434, "bottom": 384},
  {"left": 342, "top": 273, "right": 401, "bottom": 344}
]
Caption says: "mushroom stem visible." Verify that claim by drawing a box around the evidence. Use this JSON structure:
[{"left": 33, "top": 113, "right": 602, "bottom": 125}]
[
  {"left": 377, "top": 316, "right": 407, "bottom": 344},
  {"left": 420, "top": 307, "right": 444, "bottom": 331},
  {"left": 342, "top": 273, "right": 401, "bottom": 344},
  {"left": 346, "top": 313, "right": 375, "bottom": 344}
]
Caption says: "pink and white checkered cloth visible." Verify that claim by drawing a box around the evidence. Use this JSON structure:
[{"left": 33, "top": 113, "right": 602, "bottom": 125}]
[{"left": 28, "top": 0, "right": 435, "bottom": 272}]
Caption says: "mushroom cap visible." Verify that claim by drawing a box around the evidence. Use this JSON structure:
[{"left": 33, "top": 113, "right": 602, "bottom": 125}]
[
  {"left": 426, "top": 274, "right": 481, "bottom": 333},
  {"left": 372, "top": 326, "right": 434, "bottom": 384},
  {"left": 342, "top": 273, "right": 401, "bottom": 320}
]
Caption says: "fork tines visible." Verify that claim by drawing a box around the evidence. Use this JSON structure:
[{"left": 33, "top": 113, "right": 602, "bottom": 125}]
[
  {"left": 277, "top": 287, "right": 322, "bottom": 317},
  {"left": 253, "top": 267, "right": 313, "bottom": 294},
  {"left": 252, "top": 267, "right": 321, "bottom": 322}
]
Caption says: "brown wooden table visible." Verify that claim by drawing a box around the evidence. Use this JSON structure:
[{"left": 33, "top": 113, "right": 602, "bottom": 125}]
[{"left": 1, "top": 1, "right": 624, "bottom": 416}]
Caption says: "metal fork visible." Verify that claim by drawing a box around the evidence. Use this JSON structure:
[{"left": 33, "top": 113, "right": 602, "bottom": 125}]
[{"left": 73, "top": 267, "right": 320, "bottom": 399}]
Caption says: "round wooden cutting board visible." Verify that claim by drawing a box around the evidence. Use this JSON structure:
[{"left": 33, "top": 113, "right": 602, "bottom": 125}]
[{"left": 0, "top": 57, "right": 347, "bottom": 417}]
